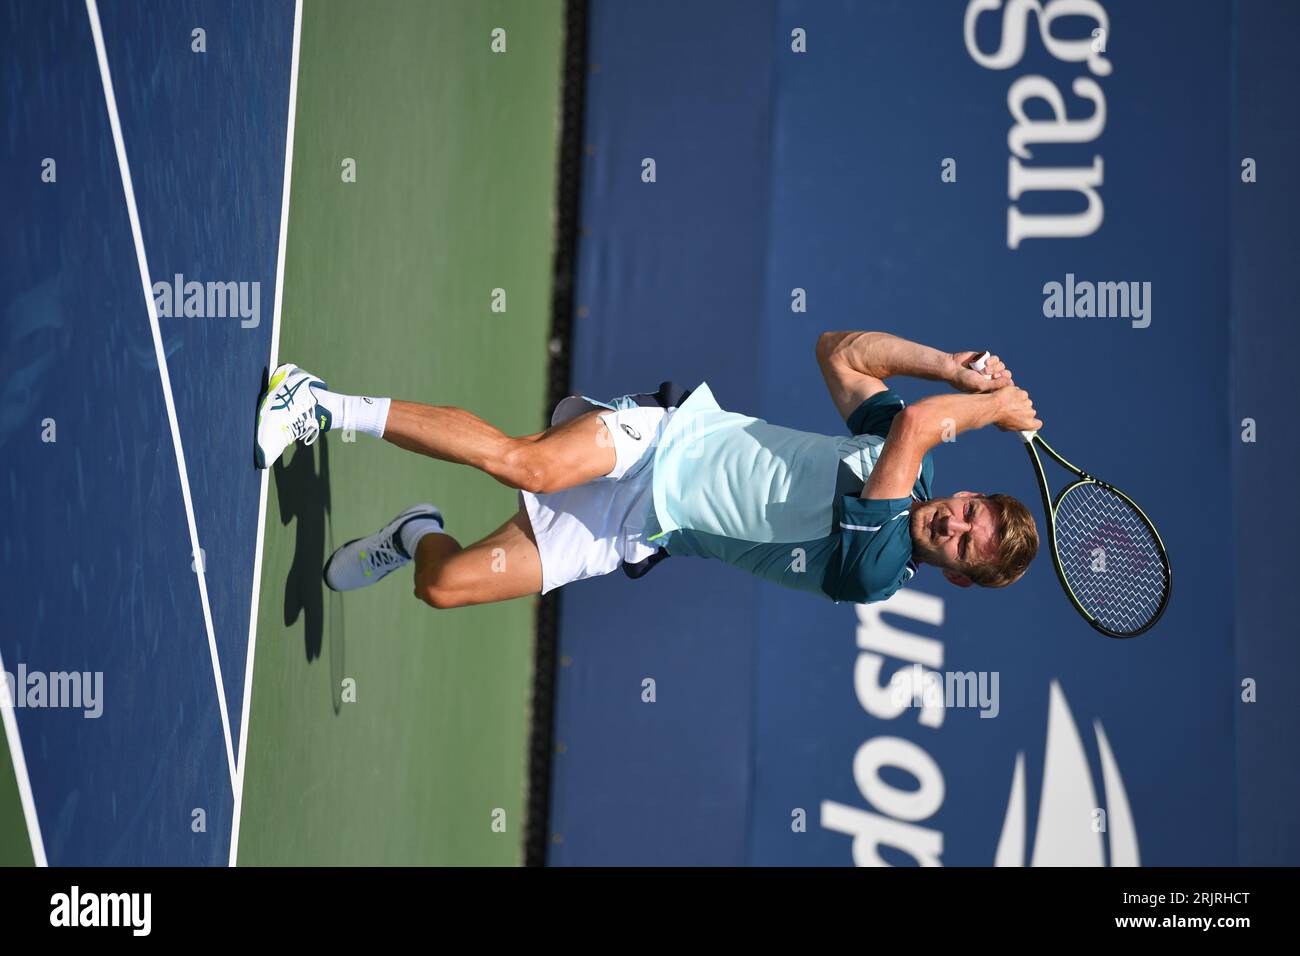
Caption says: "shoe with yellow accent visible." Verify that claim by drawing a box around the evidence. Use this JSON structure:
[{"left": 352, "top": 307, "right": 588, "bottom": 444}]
[
  {"left": 254, "top": 363, "right": 330, "bottom": 469},
  {"left": 323, "top": 504, "right": 444, "bottom": 592}
]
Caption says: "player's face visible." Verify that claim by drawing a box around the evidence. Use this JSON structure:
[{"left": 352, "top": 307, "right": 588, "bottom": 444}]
[{"left": 910, "top": 493, "right": 1000, "bottom": 580}]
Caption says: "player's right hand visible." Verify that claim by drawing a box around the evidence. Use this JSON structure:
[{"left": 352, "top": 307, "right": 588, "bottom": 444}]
[
  {"left": 951, "top": 351, "right": 1014, "bottom": 394},
  {"left": 993, "top": 386, "right": 1042, "bottom": 432}
]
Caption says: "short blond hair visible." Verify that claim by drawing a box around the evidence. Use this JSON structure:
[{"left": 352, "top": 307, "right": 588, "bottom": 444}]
[{"left": 968, "top": 494, "right": 1038, "bottom": 588}]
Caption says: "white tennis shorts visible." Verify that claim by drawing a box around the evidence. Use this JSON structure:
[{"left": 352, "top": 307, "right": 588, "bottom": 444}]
[{"left": 521, "top": 400, "right": 673, "bottom": 595}]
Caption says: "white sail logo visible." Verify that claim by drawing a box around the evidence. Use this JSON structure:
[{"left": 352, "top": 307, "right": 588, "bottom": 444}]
[{"left": 995, "top": 680, "right": 1139, "bottom": 866}]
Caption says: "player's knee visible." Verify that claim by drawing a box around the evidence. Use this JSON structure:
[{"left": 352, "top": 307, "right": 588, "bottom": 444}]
[
  {"left": 413, "top": 562, "right": 454, "bottom": 609},
  {"left": 500, "top": 440, "right": 554, "bottom": 495},
  {"left": 415, "top": 576, "right": 466, "bottom": 610}
]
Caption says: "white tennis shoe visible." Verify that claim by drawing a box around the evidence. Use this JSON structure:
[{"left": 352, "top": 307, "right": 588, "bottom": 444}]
[
  {"left": 323, "top": 504, "right": 444, "bottom": 592},
  {"left": 254, "top": 363, "right": 331, "bottom": 469}
]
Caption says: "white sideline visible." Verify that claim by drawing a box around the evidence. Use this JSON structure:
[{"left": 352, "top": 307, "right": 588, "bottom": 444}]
[
  {"left": 229, "top": 0, "right": 304, "bottom": 868},
  {"left": 0, "top": 648, "right": 48, "bottom": 866},
  {"left": 86, "top": 0, "right": 237, "bottom": 793}
]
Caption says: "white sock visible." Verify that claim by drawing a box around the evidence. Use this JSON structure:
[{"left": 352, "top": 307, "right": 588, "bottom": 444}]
[
  {"left": 398, "top": 516, "right": 445, "bottom": 557},
  {"left": 318, "top": 389, "right": 391, "bottom": 438}
]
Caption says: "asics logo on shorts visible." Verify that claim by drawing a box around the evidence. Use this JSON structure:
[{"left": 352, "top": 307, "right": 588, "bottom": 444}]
[{"left": 621, "top": 423, "right": 642, "bottom": 441}]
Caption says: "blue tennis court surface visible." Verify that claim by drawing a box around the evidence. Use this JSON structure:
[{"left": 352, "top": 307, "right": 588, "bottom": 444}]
[{"left": 1, "top": 0, "right": 294, "bottom": 864}]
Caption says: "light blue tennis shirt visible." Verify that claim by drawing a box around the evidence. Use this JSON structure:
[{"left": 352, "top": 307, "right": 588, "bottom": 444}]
[{"left": 644, "top": 383, "right": 933, "bottom": 603}]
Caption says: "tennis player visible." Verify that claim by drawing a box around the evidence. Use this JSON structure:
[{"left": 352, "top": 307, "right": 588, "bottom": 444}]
[{"left": 254, "top": 332, "right": 1041, "bottom": 608}]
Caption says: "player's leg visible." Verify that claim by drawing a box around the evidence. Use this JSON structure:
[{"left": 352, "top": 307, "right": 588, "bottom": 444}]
[
  {"left": 254, "top": 364, "right": 616, "bottom": 493},
  {"left": 383, "top": 400, "right": 616, "bottom": 495},
  {"left": 323, "top": 395, "right": 666, "bottom": 601},
  {"left": 411, "top": 508, "right": 542, "bottom": 609},
  {"left": 324, "top": 503, "right": 541, "bottom": 605}
]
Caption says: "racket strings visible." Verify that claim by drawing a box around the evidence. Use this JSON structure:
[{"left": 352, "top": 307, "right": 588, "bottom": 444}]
[{"left": 1053, "top": 483, "right": 1167, "bottom": 634}]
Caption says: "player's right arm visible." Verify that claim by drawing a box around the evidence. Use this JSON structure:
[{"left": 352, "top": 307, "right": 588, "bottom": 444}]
[
  {"left": 816, "top": 331, "right": 1016, "bottom": 423},
  {"left": 861, "top": 388, "right": 1041, "bottom": 500}
]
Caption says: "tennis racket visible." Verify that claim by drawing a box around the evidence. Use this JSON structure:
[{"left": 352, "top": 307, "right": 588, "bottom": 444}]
[{"left": 971, "top": 352, "right": 1171, "bottom": 638}]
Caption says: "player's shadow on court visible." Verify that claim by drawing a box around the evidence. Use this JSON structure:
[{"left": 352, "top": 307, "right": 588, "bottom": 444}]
[
  {"left": 273, "top": 434, "right": 336, "bottom": 671},
  {"left": 257, "top": 366, "right": 346, "bottom": 713}
]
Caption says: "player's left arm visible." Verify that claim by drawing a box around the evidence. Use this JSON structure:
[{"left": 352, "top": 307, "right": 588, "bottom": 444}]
[
  {"left": 862, "top": 388, "right": 1039, "bottom": 499},
  {"left": 816, "top": 331, "right": 1015, "bottom": 423}
]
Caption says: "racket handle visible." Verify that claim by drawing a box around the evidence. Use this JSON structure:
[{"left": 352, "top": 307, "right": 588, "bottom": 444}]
[{"left": 970, "top": 352, "right": 1038, "bottom": 442}]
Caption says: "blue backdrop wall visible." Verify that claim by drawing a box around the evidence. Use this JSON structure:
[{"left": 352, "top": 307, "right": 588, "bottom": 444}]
[{"left": 548, "top": 0, "right": 1295, "bottom": 866}]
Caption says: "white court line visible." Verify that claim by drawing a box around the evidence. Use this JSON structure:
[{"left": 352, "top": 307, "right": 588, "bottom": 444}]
[
  {"left": 86, "top": 0, "right": 236, "bottom": 791},
  {"left": 0, "top": 649, "right": 48, "bottom": 866},
  {"left": 229, "top": 0, "right": 303, "bottom": 868}
]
